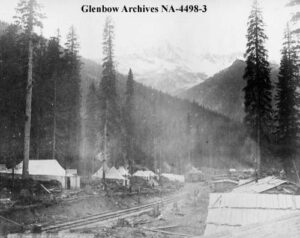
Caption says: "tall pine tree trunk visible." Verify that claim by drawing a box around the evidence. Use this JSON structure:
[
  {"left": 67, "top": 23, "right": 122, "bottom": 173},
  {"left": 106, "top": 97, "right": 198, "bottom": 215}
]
[
  {"left": 52, "top": 76, "right": 57, "bottom": 160},
  {"left": 255, "top": 11, "right": 260, "bottom": 177},
  {"left": 256, "top": 121, "right": 261, "bottom": 177},
  {"left": 103, "top": 100, "right": 108, "bottom": 191},
  {"left": 23, "top": 37, "right": 33, "bottom": 178}
]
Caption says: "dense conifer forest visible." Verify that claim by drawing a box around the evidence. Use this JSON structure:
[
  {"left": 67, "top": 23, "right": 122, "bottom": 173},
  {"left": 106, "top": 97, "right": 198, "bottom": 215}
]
[
  {"left": 0, "top": 19, "right": 249, "bottom": 175},
  {"left": 0, "top": 0, "right": 300, "bottom": 178}
]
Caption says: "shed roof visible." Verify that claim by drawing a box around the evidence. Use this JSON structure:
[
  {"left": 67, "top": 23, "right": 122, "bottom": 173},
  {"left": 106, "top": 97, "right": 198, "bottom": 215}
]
[
  {"left": 203, "top": 212, "right": 300, "bottom": 238},
  {"left": 15, "top": 160, "right": 65, "bottom": 176},
  {"left": 232, "top": 176, "right": 291, "bottom": 193},
  {"left": 205, "top": 193, "right": 300, "bottom": 235},
  {"left": 209, "top": 192, "right": 300, "bottom": 210},
  {"left": 212, "top": 179, "right": 238, "bottom": 185}
]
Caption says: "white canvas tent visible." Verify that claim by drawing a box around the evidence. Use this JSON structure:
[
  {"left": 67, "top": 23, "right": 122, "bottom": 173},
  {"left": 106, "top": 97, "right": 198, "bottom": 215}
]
[
  {"left": 118, "top": 166, "right": 129, "bottom": 177},
  {"left": 3, "top": 160, "right": 80, "bottom": 189},
  {"left": 15, "top": 160, "right": 65, "bottom": 176},
  {"left": 188, "top": 167, "right": 202, "bottom": 174},
  {"left": 133, "top": 170, "right": 157, "bottom": 180},
  {"left": 92, "top": 165, "right": 109, "bottom": 179},
  {"left": 93, "top": 166, "right": 128, "bottom": 185},
  {"left": 161, "top": 173, "right": 185, "bottom": 183},
  {"left": 5, "top": 160, "right": 80, "bottom": 189},
  {"left": 107, "top": 167, "right": 126, "bottom": 180}
]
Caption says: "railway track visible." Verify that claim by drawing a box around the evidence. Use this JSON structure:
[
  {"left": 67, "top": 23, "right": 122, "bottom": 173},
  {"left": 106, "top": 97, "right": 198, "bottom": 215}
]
[{"left": 42, "top": 194, "right": 182, "bottom": 232}]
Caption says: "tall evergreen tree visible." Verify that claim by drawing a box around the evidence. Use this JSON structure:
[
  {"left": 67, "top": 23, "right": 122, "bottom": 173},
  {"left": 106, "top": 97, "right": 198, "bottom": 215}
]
[
  {"left": 276, "top": 25, "right": 300, "bottom": 169},
  {"left": 101, "top": 17, "right": 116, "bottom": 101},
  {"left": 186, "top": 113, "right": 192, "bottom": 165},
  {"left": 31, "top": 34, "right": 48, "bottom": 160},
  {"left": 243, "top": 0, "right": 272, "bottom": 175},
  {"left": 85, "top": 82, "right": 100, "bottom": 173},
  {"left": 287, "top": 0, "right": 300, "bottom": 30},
  {"left": 61, "top": 26, "right": 81, "bottom": 168},
  {"left": 0, "top": 25, "right": 26, "bottom": 170},
  {"left": 47, "top": 34, "right": 61, "bottom": 161},
  {"left": 124, "top": 69, "right": 135, "bottom": 172},
  {"left": 14, "top": 0, "right": 44, "bottom": 177},
  {"left": 99, "top": 17, "right": 120, "bottom": 167}
]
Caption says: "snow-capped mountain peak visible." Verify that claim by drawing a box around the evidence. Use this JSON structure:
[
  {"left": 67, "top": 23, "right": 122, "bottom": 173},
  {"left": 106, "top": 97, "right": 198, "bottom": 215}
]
[{"left": 116, "top": 42, "right": 242, "bottom": 95}]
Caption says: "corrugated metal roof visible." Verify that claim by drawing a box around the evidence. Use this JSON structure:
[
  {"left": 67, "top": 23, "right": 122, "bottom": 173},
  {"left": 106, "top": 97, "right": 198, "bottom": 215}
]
[
  {"left": 232, "top": 176, "right": 289, "bottom": 193},
  {"left": 203, "top": 212, "right": 300, "bottom": 238},
  {"left": 205, "top": 193, "right": 300, "bottom": 235}
]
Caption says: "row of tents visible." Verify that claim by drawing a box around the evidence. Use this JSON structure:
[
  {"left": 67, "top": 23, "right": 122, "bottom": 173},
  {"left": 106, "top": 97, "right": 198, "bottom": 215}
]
[
  {"left": 91, "top": 166, "right": 186, "bottom": 186},
  {"left": 92, "top": 166, "right": 159, "bottom": 186}
]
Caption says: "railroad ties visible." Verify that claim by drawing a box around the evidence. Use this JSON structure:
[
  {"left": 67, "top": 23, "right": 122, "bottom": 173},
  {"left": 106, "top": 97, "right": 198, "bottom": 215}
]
[{"left": 41, "top": 195, "right": 182, "bottom": 232}]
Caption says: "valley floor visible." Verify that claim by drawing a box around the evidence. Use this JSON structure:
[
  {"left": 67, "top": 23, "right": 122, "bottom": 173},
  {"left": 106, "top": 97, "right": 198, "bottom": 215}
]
[{"left": 2, "top": 183, "right": 210, "bottom": 237}]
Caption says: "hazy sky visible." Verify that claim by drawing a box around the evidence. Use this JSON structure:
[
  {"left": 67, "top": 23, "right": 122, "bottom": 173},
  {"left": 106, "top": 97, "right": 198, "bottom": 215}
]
[{"left": 0, "top": 0, "right": 296, "bottom": 64}]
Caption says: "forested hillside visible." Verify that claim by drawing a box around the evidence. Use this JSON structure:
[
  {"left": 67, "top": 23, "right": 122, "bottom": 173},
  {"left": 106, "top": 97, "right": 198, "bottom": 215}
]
[
  {"left": 0, "top": 23, "right": 81, "bottom": 170},
  {"left": 0, "top": 22, "right": 251, "bottom": 175},
  {"left": 81, "top": 59, "right": 250, "bottom": 174},
  {"left": 180, "top": 60, "right": 279, "bottom": 122}
]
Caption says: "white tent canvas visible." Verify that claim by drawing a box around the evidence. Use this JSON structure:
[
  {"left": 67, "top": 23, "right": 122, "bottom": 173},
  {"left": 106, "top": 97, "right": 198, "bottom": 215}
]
[
  {"left": 133, "top": 170, "right": 146, "bottom": 177},
  {"left": 188, "top": 167, "right": 202, "bottom": 174},
  {"left": 107, "top": 167, "right": 126, "bottom": 180},
  {"left": 161, "top": 173, "right": 185, "bottom": 183},
  {"left": 15, "top": 160, "right": 65, "bottom": 176},
  {"left": 92, "top": 165, "right": 109, "bottom": 179},
  {"left": 118, "top": 166, "right": 129, "bottom": 176},
  {"left": 93, "top": 166, "right": 125, "bottom": 181},
  {"left": 133, "top": 170, "right": 157, "bottom": 179},
  {"left": 92, "top": 167, "right": 104, "bottom": 179}
]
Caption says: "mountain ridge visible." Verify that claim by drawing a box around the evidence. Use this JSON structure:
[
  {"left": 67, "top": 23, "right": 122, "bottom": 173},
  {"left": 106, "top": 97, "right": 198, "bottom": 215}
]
[
  {"left": 116, "top": 42, "right": 243, "bottom": 95},
  {"left": 180, "top": 59, "right": 279, "bottom": 121}
]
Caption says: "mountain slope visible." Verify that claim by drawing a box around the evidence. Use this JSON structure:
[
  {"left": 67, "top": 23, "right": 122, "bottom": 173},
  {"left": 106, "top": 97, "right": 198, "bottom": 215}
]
[
  {"left": 80, "top": 59, "right": 250, "bottom": 170},
  {"left": 180, "top": 60, "right": 279, "bottom": 121},
  {"left": 117, "top": 42, "right": 242, "bottom": 95}
]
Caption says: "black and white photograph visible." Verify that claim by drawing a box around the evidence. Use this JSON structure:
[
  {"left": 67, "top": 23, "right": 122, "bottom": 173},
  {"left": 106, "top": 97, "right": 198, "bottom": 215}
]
[{"left": 0, "top": 0, "right": 300, "bottom": 237}]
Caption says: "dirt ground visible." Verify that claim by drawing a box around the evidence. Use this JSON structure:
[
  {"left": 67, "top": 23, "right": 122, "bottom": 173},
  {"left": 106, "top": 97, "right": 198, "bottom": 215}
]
[
  {"left": 68, "top": 182, "right": 209, "bottom": 238},
  {"left": 1, "top": 182, "right": 209, "bottom": 237}
]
